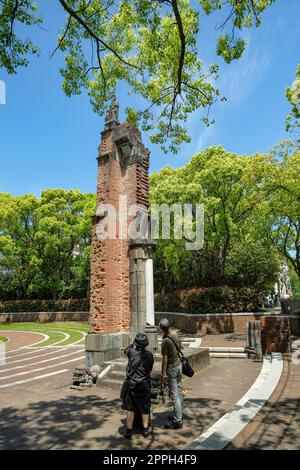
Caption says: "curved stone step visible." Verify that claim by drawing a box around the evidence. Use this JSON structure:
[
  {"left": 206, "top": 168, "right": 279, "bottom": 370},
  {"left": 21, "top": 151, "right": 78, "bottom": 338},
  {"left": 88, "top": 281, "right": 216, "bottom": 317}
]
[
  {"left": 107, "top": 370, "right": 126, "bottom": 381},
  {"left": 208, "top": 347, "right": 246, "bottom": 353},
  {"left": 104, "top": 361, "right": 161, "bottom": 372},
  {"left": 97, "top": 377, "right": 123, "bottom": 389},
  {"left": 98, "top": 348, "right": 210, "bottom": 390},
  {"left": 209, "top": 352, "right": 247, "bottom": 358}
]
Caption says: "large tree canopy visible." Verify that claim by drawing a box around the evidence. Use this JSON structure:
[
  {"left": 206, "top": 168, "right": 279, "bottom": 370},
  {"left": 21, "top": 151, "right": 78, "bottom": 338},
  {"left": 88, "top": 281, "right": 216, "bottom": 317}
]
[
  {"left": 149, "top": 146, "right": 281, "bottom": 292},
  {"left": 262, "top": 148, "right": 300, "bottom": 284},
  {"left": 0, "top": 189, "right": 95, "bottom": 300},
  {"left": 0, "top": 0, "right": 275, "bottom": 152},
  {"left": 1, "top": 147, "right": 299, "bottom": 300}
]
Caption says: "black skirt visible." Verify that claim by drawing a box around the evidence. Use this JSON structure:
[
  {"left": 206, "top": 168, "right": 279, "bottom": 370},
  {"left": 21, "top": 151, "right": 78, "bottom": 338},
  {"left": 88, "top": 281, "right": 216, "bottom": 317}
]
[{"left": 121, "top": 379, "right": 151, "bottom": 415}]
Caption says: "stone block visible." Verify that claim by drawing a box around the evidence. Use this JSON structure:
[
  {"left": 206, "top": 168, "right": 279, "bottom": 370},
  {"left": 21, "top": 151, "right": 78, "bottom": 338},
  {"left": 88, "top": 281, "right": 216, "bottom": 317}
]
[{"left": 85, "top": 332, "right": 129, "bottom": 365}]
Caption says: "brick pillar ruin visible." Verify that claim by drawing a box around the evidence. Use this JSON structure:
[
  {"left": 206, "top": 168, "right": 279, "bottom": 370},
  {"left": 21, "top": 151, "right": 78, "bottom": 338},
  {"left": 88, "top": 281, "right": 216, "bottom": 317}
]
[{"left": 85, "top": 99, "right": 157, "bottom": 366}]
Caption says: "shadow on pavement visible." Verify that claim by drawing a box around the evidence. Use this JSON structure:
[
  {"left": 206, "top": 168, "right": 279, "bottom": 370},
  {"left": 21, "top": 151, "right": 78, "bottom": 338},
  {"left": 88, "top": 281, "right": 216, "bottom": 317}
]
[{"left": 0, "top": 393, "right": 230, "bottom": 450}]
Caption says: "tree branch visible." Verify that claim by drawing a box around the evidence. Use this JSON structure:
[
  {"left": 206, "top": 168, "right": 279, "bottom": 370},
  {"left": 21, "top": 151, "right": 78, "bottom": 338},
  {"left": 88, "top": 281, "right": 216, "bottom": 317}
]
[
  {"left": 50, "top": 13, "right": 72, "bottom": 59},
  {"left": 171, "top": 0, "right": 186, "bottom": 95},
  {"left": 58, "top": 0, "right": 140, "bottom": 70}
]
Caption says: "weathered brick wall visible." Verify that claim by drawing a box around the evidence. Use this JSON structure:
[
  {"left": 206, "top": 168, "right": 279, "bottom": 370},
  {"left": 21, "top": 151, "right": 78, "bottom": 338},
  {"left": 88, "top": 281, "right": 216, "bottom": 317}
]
[
  {"left": 89, "top": 122, "right": 150, "bottom": 335},
  {"left": 155, "top": 312, "right": 258, "bottom": 334},
  {"left": 260, "top": 316, "right": 290, "bottom": 354},
  {"left": 289, "top": 317, "right": 300, "bottom": 336},
  {"left": 281, "top": 298, "right": 300, "bottom": 314},
  {"left": 90, "top": 132, "right": 124, "bottom": 332},
  {"left": 90, "top": 130, "right": 126, "bottom": 334},
  {"left": 136, "top": 159, "right": 149, "bottom": 208},
  {"left": 155, "top": 312, "right": 300, "bottom": 336}
]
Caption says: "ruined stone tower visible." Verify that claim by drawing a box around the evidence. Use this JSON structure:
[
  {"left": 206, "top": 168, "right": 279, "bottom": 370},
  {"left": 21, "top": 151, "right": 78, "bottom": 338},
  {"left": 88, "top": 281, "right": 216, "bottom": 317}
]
[{"left": 85, "top": 100, "right": 157, "bottom": 365}]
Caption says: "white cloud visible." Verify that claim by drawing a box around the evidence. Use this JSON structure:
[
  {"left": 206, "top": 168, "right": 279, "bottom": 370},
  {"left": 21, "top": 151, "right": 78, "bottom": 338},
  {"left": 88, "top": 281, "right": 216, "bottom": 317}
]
[
  {"left": 195, "top": 124, "right": 217, "bottom": 152},
  {"left": 0, "top": 80, "right": 6, "bottom": 105},
  {"left": 220, "top": 43, "right": 271, "bottom": 105}
]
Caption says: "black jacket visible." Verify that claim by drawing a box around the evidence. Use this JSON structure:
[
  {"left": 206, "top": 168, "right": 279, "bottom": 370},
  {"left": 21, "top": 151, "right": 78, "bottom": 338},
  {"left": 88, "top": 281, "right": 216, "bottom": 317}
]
[{"left": 124, "top": 344, "right": 154, "bottom": 386}]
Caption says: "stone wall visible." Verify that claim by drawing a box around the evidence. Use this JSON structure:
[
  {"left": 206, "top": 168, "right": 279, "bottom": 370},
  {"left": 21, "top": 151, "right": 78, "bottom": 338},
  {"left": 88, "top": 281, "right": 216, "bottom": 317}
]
[
  {"left": 0, "top": 311, "right": 89, "bottom": 323},
  {"left": 155, "top": 311, "right": 261, "bottom": 334},
  {"left": 2, "top": 311, "right": 299, "bottom": 338},
  {"left": 281, "top": 298, "right": 300, "bottom": 314},
  {"left": 155, "top": 311, "right": 300, "bottom": 336}
]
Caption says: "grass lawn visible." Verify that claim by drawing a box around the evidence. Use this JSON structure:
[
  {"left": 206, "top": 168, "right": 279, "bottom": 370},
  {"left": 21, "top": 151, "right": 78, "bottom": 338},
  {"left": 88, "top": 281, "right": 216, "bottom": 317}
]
[{"left": 0, "top": 322, "right": 88, "bottom": 347}]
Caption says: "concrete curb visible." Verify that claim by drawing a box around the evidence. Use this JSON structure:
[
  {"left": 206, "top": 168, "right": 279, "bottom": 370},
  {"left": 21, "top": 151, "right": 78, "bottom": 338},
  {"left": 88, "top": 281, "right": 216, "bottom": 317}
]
[
  {"left": 185, "top": 353, "right": 283, "bottom": 450},
  {"left": 156, "top": 311, "right": 283, "bottom": 317}
]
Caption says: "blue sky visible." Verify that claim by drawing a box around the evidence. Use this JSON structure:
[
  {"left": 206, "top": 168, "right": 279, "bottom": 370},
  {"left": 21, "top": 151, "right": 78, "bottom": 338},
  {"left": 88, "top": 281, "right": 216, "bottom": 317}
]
[{"left": 0, "top": 0, "right": 299, "bottom": 197}]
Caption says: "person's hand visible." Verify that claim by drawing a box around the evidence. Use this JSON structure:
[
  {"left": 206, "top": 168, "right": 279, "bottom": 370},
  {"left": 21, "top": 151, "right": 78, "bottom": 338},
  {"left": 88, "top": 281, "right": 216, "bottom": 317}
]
[{"left": 161, "top": 375, "right": 167, "bottom": 385}]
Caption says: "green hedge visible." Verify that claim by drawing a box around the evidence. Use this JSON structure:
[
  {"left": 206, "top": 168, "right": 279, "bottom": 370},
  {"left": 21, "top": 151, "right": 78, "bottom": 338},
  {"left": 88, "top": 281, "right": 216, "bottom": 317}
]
[
  {"left": 0, "top": 299, "right": 89, "bottom": 313},
  {"left": 0, "top": 288, "right": 265, "bottom": 314},
  {"left": 154, "top": 287, "right": 265, "bottom": 314}
]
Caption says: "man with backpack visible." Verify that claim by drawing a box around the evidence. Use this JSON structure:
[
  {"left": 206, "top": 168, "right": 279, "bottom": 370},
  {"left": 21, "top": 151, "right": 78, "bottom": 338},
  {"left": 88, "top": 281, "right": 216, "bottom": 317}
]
[{"left": 159, "top": 318, "right": 184, "bottom": 429}]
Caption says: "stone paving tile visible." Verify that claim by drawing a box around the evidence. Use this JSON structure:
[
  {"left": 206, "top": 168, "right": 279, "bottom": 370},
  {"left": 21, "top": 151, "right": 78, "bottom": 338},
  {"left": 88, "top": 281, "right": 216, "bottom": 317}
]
[
  {"left": 201, "top": 333, "right": 246, "bottom": 348},
  {"left": 227, "top": 356, "right": 300, "bottom": 450},
  {"left": 0, "top": 358, "right": 261, "bottom": 450}
]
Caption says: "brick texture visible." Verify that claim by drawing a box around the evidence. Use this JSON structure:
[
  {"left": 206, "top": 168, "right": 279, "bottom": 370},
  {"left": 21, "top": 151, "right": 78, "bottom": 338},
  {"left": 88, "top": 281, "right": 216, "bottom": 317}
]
[
  {"left": 89, "top": 123, "right": 150, "bottom": 334},
  {"left": 155, "top": 312, "right": 300, "bottom": 338},
  {"left": 260, "top": 316, "right": 291, "bottom": 354}
]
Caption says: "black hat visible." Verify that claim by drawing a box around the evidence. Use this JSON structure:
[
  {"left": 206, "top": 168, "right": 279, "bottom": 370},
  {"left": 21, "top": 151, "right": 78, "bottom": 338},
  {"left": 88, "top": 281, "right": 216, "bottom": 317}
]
[{"left": 134, "top": 333, "right": 149, "bottom": 350}]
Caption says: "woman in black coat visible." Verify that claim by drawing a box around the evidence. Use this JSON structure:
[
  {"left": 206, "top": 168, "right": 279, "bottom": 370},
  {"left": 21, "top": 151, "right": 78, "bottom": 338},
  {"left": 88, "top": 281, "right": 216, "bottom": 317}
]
[{"left": 121, "top": 333, "right": 154, "bottom": 439}]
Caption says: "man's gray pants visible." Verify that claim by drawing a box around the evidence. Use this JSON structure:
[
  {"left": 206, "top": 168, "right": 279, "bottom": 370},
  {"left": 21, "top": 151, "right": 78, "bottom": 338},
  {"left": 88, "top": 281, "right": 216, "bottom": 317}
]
[{"left": 167, "top": 364, "right": 184, "bottom": 423}]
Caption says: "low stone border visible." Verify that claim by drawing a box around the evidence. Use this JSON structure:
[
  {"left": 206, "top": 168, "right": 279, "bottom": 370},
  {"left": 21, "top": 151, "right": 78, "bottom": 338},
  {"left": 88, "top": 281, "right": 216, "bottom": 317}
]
[
  {"left": 185, "top": 353, "right": 283, "bottom": 450},
  {"left": 155, "top": 311, "right": 300, "bottom": 335},
  {"left": 0, "top": 311, "right": 89, "bottom": 323},
  {"left": 156, "top": 311, "right": 282, "bottom": 317}
]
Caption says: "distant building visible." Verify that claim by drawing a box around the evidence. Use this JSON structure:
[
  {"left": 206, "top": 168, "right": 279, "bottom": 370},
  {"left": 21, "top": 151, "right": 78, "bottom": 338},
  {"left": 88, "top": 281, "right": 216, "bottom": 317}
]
[{"left": 274, "top": 260, "right": 292, "bottom": 300}]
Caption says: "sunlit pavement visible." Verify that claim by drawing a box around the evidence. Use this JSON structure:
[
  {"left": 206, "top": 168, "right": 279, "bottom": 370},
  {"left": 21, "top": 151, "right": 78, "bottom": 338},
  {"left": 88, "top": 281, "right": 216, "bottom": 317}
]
[
  {"left": 0, "top": 331, "right": 84, "bottom": 391},
  {"left": 0, "top": 331, "right": 298, "bottom": 450}
]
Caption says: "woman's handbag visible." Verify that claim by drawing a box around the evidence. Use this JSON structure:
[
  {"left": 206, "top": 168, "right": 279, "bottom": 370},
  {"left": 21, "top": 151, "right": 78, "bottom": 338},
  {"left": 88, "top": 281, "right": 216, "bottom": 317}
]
[{"left": 167, "top": 336, "right": 195, "bottom": 377}]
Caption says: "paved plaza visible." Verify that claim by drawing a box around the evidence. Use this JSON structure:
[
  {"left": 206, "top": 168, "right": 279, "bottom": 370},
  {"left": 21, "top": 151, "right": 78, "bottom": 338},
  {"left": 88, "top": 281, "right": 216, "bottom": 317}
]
[
  {"left": 0, "top": 330, "right": 299, "bottom": 450},
  {"left": 228, "top": 355, "right": 300, "bottom": 450},
  {"left": 0, "top": 330, "right": 84, "bottom": 390}
]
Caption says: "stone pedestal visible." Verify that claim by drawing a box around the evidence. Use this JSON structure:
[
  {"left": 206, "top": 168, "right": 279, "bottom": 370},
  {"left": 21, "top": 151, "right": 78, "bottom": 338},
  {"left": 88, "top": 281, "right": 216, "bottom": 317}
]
[
  {"left": 145, "top": 325, "right": 159, "bottom": 354},
  {"left": 85, "top": 332, "right": 129, "bottom": 366}
]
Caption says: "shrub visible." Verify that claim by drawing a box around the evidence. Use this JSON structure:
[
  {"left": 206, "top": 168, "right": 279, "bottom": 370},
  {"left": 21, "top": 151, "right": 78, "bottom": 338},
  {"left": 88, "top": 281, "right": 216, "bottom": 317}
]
[
  {"left": 0, "top": 299, "right": 89, "bottom": 313},
  {"left": 154, "top": 287, "right": 264, "bottom": 313}
]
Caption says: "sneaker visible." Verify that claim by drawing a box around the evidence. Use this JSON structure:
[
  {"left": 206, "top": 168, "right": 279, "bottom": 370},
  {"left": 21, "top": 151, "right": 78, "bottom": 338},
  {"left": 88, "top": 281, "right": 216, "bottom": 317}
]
[
  {"left": 142, "top": 427, "right": 150, "bottom": 438},
  {"left": 164, "top": 421, "right": 183, "bottom": 430},
  {"left": 124, "top": 428, "right": 133, "bottom": 439}
]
